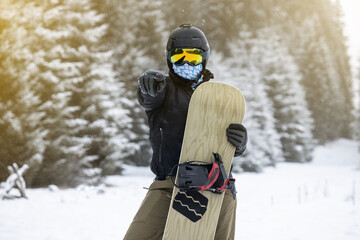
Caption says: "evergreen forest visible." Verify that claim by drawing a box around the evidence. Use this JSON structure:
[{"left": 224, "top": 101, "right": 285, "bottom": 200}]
[{"left": 0, "top": 0, "right": 358, "bottom": 187}]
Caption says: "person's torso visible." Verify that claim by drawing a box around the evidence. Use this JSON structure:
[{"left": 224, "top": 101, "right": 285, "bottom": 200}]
[{"left": 147, "top": 75, "right": 194, "bottom": 178}]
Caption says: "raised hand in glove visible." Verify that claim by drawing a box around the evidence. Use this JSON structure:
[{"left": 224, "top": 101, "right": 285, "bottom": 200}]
[
  {"left": 226, "top": 123, "right": 248, "bottom": 157},
  {"left": 138, "top": 70, "right": 166, "bottom": 97}
]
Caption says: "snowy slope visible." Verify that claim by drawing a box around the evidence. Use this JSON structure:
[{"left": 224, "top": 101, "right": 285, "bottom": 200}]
[{"left": 0, "top": 139, "right": 359, "bottom": 240}]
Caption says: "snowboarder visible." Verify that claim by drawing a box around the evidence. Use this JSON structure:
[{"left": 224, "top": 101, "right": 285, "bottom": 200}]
[{"left": 124, "top": 24, "right": 247, "bottom": 240}]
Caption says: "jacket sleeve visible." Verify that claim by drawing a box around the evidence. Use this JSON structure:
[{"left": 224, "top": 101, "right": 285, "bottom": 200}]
[{"left": 137, "top": 79, "right": 168, "bottom": 111}]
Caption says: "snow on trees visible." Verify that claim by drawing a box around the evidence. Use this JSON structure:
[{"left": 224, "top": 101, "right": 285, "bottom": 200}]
[{"left": 0, "top": 0, "right": 356, "bottom": 186}]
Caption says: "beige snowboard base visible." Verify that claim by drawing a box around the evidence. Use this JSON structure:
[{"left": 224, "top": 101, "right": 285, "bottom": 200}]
[{"left": 162, "top": 82, "right": 245, "bottom": 240}]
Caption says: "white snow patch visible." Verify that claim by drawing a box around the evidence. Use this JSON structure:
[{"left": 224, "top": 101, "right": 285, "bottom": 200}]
[
  {"left": 0, "top": 140, "right": 359, "bottom": 240},
  {"left": 312, "top": 139, "right": 360, "bottom": 166}
]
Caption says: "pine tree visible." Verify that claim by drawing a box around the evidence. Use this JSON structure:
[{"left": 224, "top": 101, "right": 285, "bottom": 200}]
[
  {"left": 105, "top": 0, "right": 167, "bottom": 166},
  {"left": 211, "top": 31, "right": 284, "bottom": 170},
  {"left": 355, "top": 57, "right": 360, "bottom": 141},
  {"left": 326, "top": 0, "right": 354, "bottom": 139},
  {"left": 161, "top": 0, "right": 198, "bottom": 32},
  {"left": 193, "top": 0, "right": 272, "bottom": 55},
  {"left": 276, "top": 0, "right": 354, "bottom": 143},
  {"left": 295, "top": 16, "right": 341, "bottom": 143},
  {"left": 0, "top": 0, "right": 46, "bottom": 183},
  {"left": 28, "top": 0, "right": 133, "bottom": 187},
  {"left": 188, "top": 0, "right": 243, "bottom": 55},
  {"left": 255, "top": 29, "right": 315, "bottom": 162}
]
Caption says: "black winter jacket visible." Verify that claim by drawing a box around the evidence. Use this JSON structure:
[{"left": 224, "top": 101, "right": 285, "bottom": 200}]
[{"left": 138, "top": 71, "right": 195, "bottom": 179}]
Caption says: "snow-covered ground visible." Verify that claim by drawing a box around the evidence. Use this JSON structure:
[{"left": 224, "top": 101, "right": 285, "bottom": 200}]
[{"left": 0, "top": 139, "right": 359, "bottom": 240}]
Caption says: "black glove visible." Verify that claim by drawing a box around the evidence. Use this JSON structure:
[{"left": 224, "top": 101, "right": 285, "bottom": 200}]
[
  {"left": 138, "top": 70, "right": 166, "bottom": 97},
  {"left": 226, "top": 123, "right": 248, "bottom": 156}
]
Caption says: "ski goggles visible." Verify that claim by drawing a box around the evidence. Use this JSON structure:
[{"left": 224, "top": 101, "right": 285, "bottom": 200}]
[{"left": 170, "top": 48, "right": 203, "bottom": 66}]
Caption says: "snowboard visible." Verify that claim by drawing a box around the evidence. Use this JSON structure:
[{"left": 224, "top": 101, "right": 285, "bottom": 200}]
[{"left": 162, "top": 81, "right": 246, "bottom": 240}]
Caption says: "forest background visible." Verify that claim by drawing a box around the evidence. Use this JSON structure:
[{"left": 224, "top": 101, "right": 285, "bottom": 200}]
[{"left": 0, "top": 0, "right": 358, "bottom": 187}]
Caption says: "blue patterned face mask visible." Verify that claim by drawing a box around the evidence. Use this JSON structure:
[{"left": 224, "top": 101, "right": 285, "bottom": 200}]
[{"left": 173, "top": 63, "right": 203, "bottom": 80}]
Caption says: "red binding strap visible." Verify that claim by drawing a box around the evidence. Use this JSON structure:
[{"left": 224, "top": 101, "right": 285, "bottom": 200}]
[
  {"left": 216, "top": 177, "right": 235, "bottom": 191},
  {"left": 197, "top": 161, "right": 220, "bottom": 191}
]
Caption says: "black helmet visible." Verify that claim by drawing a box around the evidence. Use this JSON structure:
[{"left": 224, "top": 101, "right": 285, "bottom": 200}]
[{"left": 166, "top": 24, "right": 210, "bottom": 70}]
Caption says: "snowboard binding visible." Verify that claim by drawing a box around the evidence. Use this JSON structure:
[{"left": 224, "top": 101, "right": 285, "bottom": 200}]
[{"left": 168, "top": 153, "right": 235, "bottom": 194}]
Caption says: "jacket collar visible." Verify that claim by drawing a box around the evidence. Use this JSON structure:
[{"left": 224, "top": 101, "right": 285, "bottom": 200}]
[{"left": 169, "top": 70, "right": 195, "bottom": 88}]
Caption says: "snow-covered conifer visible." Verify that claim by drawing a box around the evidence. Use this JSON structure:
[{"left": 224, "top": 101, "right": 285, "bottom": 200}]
[
  {"left": 0, "top": 1, "right": 46, "bottom": 184},
  {"left": 30, "top": 0, "right": 133, "bottom": 186},
  {"left": 210, "top": 32, "right": 284, "bottom": 170},
  {"left": 255, "top": 29, "right": 315, "bottom": 162}
]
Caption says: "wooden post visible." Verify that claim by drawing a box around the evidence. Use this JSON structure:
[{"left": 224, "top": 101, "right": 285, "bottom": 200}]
[{"left": 1, "top": 163, "right": 29, "bottom": 200}]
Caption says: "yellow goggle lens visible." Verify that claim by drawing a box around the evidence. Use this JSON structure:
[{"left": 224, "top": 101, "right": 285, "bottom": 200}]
[{"left": 170, "top": 48, "right": 203, "bottom": 65}]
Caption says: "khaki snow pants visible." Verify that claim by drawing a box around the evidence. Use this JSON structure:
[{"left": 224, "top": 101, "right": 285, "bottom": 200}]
[{"left": 124, "top": 178, "right": 236, "bottom": 240}]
